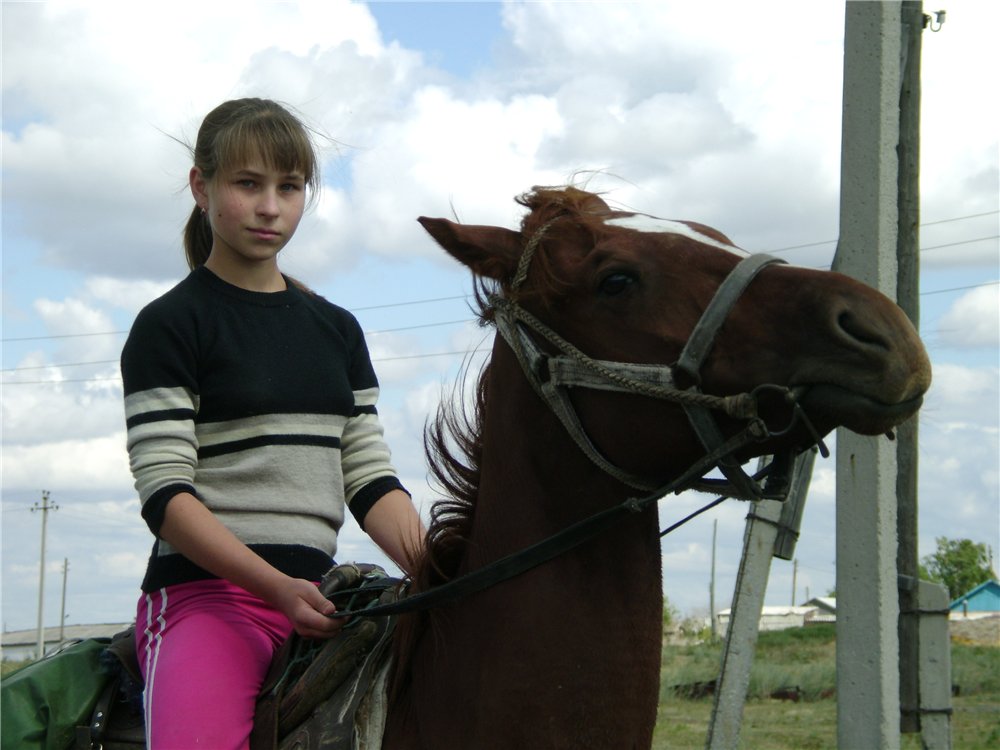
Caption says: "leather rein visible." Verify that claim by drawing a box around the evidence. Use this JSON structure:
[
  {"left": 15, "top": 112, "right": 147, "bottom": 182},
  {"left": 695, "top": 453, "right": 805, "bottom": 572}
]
[{"left": 330, "top": 217, "right": 828, "bottom": 619}]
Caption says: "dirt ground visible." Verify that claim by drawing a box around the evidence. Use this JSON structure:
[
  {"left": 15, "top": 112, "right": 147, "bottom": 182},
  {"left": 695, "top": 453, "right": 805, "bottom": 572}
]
[{"left": 950, "top": 614, "right": 1000, "bottom": 646}]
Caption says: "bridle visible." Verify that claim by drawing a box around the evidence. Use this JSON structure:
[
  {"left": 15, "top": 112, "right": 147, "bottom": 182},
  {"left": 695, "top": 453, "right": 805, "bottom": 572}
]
[
  {"left": 489, "top": 215, "right": 829, "bottom": 500},
  {"left": 329, "top": 216, "right": 829, "bottom": 619}
]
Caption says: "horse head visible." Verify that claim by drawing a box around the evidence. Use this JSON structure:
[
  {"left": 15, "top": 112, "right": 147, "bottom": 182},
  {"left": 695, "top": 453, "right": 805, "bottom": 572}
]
[{"left": 419, "top": 186, "right": 932, "bottom": 491}]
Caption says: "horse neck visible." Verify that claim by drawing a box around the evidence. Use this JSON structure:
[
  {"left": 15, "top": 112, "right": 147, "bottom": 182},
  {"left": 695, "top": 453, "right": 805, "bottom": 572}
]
[
  {"left": 469, "top": 341, "right": 664, "bottom": 575},
  {"left": 385, "top": 342, "right": 665, "bottom": 749}
]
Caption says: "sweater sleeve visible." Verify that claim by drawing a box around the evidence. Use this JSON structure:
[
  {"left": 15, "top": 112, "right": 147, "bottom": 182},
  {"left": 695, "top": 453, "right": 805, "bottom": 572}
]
[
  {"left": 121, "top": 300, "right": 201, "bottom": 535},
  {"left": 339, "top": 316, "right": 407, "bottom": 526}
]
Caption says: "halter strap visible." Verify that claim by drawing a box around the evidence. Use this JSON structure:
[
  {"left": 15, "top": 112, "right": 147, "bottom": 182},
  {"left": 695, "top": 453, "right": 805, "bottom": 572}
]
[{"left": 490, "top": 221, "right": 827, "bottom": 500}]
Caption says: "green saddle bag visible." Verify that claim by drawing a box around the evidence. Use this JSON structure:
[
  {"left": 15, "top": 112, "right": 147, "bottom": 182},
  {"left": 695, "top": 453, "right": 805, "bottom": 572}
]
[{"left": 1, "top": 638, "right": 113, "bottom": 750}]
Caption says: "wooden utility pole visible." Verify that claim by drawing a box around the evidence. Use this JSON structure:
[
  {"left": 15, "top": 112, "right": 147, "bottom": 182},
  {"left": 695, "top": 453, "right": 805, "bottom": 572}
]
[
  {"left": 791, "top": 559, "right": 798, "bottom": 606},
  {"left": 31, "top": 491, "right": 57, "bottom": 659},
  {"left": 59, "top": 558, "right": 69, "bottom": 644},
  {"left": 896, "top": 0, "right": 923, "bottom": 737},
  {"left": 710, "top": 519, "right": 718, "bottom": 639}
]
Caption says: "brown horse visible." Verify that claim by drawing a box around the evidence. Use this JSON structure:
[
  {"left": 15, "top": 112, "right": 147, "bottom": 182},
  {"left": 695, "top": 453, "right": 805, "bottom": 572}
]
[{"left": 381, "top": 186, "right": 931, "bottom": 749}]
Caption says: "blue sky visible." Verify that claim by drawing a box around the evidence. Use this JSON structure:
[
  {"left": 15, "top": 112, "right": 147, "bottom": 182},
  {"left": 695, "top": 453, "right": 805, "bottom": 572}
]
[{"left": 2, "top": 0, "right": 997, "bottom": 634}]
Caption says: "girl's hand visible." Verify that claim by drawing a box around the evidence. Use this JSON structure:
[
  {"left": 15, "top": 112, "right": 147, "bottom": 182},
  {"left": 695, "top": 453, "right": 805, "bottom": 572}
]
[
  {"left": 271, "top": 577, "right": 344, "bottom": 640},
  {"left": 158, "top": 494, "right": 345, "bottom": 639}
]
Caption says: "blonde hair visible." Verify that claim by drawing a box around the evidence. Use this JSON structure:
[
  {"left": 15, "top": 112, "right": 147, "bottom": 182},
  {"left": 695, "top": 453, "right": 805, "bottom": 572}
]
[{"left": 183, "top": 98, "right": 320, "bottom": 269}]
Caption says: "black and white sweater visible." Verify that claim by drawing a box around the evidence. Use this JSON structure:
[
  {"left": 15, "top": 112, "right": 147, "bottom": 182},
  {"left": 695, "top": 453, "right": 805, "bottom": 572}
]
[{"left": 121, "top": 267, "right": 406, "bottom": 592}]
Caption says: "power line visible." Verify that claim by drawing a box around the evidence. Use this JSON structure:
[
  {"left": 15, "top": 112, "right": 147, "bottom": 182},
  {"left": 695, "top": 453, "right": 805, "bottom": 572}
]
[
  {"left": 2, "top": 273, "right": 996, "bottom": 384},
  {"left": 1, "top": 298, "right": 477, "bottom": 344},
  {"left": 2, "top": 348, "right": 494, "bottom": 385},
  {"left": 3, "top": 211, "right": 996, "bottom": 346},
  {"left": 758, "top": 210, "right": 998, "bottom": 255}
]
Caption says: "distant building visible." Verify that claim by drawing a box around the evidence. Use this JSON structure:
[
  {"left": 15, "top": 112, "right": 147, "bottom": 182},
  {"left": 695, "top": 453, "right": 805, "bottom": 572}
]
[
  {"left": 715, "top": 605, "right": 824, "bottom": 636},
  {"left": 802, "top": 596, "right": 837, "bottom": 624},
  {"left": 1, "top": 623, "right": 130, "bottom": 662},
  {"left": 949, "top": 579, "right": 1000, "bottom": 617}
]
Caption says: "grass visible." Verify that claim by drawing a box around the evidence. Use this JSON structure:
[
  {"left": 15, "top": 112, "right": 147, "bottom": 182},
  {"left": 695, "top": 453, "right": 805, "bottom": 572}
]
[
  {"left": 655, "top": 624, "right": 1000, "bottom": 749},
  {"left": 4, "top": 625, "right": 997, "bottom": 747},
  {"left": 1, "top": 658, "right": 32, "bottom": 678}
]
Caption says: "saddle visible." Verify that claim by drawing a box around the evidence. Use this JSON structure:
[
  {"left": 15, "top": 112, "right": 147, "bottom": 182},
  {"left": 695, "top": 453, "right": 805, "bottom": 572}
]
[{"left": 77, "top": 564, "right": 402, "bottom": 750}]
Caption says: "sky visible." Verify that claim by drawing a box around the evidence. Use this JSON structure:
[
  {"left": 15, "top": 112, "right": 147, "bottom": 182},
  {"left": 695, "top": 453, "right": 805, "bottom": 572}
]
[{"left": 1, "top": 0, "right": 997, "bottom": 635}]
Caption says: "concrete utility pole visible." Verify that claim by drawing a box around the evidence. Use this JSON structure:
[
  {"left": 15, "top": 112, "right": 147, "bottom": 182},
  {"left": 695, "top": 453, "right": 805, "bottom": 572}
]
[
  {"left": 59, "top": 558, "right": 69, "bottom": 644},
  {"left": 710, "top": 519, "right": 718, "bottom": 639},
  {"left": 32, "top": 491, "right": 58, "bottom": 660},
  {"left": 834, "top": 3, "right": 905, "bottom": 748},
  {"left": 791, "top": 559, "right": 798, "bottom": 606}
]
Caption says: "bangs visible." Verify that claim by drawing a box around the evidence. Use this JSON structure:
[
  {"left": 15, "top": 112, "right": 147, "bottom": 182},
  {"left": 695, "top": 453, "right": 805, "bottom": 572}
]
[{"left": 215, "top": 113, "right": 319, "bottom": 193}]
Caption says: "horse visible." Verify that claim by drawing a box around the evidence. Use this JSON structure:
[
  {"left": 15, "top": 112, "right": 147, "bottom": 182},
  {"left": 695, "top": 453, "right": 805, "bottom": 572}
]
[
  {"left": 32, "top": 185, "right": 929, "bottom": 750},
  {"left": 380, "top": 185, "right": 931, "bottom": 750}
]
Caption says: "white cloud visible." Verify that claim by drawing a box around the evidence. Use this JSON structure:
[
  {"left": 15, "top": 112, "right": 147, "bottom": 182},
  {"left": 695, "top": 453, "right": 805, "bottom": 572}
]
[
  {"left": 938, "top": 284, "right": 1000, "bottom": 348},
  {"left": 2, "top": 0, "right": 997, "bottom": 628},
  {"left": 922, "top": 362, "right": 1000, "bottom": 422},
  {"left": 1, "top": 434, "right": 133, "bottom": 492}
]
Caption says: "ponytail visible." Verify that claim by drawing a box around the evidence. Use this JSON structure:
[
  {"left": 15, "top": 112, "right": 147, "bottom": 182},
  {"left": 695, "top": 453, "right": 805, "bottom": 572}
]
[{"left": 183, "top": 206, "right": 213, "bottom": 270}]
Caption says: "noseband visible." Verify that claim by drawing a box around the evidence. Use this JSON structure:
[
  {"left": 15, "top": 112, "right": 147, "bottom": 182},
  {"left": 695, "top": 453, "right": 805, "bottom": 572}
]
[{"left": 489, "top": 218, "right": 829, "bottom": 501}]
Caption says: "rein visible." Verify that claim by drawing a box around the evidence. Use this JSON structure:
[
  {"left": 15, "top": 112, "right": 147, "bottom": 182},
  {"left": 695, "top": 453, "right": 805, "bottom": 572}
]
[{"left": 330, "top": 216, "right": 828, "bottom": 620}]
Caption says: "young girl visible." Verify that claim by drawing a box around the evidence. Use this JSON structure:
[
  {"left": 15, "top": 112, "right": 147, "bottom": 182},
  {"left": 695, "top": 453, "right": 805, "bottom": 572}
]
[{"left": 121, "top": 98, "right": 425, "bottom": 749}]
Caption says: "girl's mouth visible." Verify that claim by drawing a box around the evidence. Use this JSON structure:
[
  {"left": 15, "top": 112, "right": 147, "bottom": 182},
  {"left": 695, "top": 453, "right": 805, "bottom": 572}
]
[{"left": 249, "top": 228, "right": 280, "bottom": 240}]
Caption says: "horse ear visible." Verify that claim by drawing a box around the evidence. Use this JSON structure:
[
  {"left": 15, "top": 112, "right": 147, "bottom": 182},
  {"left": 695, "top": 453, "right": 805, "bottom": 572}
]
[{"left": 418, "top": 217, "right": 523, "bottom": 281}]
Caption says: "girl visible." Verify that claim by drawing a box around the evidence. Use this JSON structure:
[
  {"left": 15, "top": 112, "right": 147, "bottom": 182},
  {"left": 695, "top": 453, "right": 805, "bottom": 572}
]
[{"left": 121, "top": 98, "right": 425, "bottom": 749}]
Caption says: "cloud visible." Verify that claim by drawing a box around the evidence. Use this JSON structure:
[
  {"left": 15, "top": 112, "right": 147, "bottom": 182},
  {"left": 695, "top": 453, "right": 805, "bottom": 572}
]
[
  {"left": 2, "top": 0, "right": 997, "bottom": 629},
  {"left": 938, "top": 285, "right": 1000, "bottom": 348},
  {"left": 1, "top": 434, "right": 133, "bottom": 492}
]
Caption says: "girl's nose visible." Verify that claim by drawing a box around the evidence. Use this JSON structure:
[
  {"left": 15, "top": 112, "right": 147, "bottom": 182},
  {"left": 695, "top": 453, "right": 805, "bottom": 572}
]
[{"left": 257, "top": 189, "right": 280, "bottom": 218}]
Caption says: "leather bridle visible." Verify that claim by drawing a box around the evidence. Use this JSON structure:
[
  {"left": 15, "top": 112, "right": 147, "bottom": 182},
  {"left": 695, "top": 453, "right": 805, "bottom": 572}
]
[
  {"left": 329, "top": 217, "right": 830, "bottom": 619},
  {"left": 489, "top": 218, "right": 829, "bottom": 500}
]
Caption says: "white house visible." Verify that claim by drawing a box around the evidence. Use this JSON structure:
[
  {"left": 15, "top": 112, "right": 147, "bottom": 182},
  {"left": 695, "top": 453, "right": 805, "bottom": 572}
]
[
  {"left": 715, "top": 605, "right": 823, "bottom": 637},
  {"left": 802, "top": 596, "right": 837, "bottom": 624}
]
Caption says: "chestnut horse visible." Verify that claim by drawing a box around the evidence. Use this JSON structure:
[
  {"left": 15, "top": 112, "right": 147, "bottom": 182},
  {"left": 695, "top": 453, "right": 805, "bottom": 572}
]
[{"left": 382, "top": 186, "right": 930, "bottom": 749}]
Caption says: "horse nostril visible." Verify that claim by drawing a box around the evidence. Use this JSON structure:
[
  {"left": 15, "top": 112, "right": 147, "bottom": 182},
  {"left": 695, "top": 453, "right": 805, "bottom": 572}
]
[{"left": 837, "top": 310, "right": 889, "bottom": 351}]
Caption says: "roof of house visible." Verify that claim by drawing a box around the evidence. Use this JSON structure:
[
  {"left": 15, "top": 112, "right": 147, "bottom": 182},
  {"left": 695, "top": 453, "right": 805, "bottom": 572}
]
[
  {"left": 717, "top": 605, "right": 818, "bottom": 618},
  {"left": 803, "top": 596, "right": 836, "bottom": 612},
  {"left": 949, "top": 579, "right": 1000, "bottom": 611}
]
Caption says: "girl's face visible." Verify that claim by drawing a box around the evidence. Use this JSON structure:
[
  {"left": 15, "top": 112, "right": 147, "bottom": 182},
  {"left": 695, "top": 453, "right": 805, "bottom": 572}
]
[{"left": 191, "top": 161, "right": 307, "bottom": 272}]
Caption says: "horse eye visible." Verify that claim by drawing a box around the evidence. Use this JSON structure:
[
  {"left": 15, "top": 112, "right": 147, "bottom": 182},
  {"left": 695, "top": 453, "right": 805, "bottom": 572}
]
[{"left": 599, "top": 272, "right": 635, "bottom": 296}]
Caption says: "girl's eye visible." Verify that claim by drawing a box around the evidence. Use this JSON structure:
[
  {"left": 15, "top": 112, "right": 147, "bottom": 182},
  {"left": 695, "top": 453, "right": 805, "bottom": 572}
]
[
  {"left": 237, "top": 179, "right": 256, "bottom": 188},
  {"left": 599, "top": 272, "right": 636, "bottom": 296}
]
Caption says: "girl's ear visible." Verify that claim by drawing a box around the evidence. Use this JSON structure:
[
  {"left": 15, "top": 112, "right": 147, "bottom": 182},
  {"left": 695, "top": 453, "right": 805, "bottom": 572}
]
[{"left": 189, "top": 167, "right": 209, "bottom": 211}]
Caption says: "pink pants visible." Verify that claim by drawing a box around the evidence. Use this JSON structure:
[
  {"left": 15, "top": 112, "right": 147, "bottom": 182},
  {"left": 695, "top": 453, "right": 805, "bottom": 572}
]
[{"left": 135, "top": 579, "right": 294, "bottom": 750}]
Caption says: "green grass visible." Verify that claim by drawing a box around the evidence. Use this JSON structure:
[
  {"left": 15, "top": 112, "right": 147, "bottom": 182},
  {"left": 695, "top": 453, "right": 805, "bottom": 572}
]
[
  {"left": 0, "top": 658, "right": 32, "bottom": 678},
  {"left": 655, "top": 625, "right": 1000, "bottom": 749},
  {"left": 5, "top": 627, "right": 997, "bottom": 747}
]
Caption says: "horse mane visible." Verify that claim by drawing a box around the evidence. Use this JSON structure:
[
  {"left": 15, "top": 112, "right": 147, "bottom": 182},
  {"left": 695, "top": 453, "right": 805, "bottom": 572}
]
[
  {"left": 388, "top": 185, "right": 608, "bottom": 696},
  {"left": 415, "top": 184, "right": 607, "bottom": 587}
]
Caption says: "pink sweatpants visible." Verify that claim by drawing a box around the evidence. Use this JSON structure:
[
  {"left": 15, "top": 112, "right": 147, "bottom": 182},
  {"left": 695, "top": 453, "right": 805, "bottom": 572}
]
[{"left": 135, "top": 579, "right": 294, "bottom": 750}]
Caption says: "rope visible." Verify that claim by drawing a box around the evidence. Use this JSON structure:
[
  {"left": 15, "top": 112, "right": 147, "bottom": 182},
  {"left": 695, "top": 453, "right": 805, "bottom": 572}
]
[
  {"left": 491, "top": 295, "right": 758, "bottom": 419},
  {"left": 510, "top": 217, "right": 559, "bottom": 294}
]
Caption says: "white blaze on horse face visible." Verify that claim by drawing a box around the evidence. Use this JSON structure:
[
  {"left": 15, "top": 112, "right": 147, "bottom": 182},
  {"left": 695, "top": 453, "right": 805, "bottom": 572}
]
[{"left": 605, "top": 214, "right": 750, "bottom": 258}]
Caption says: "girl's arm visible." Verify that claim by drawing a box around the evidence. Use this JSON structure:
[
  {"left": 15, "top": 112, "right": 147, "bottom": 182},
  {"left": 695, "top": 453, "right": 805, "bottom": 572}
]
[
  {"left": 159, "top": 492, "right": 343, "bottom": 639},
  {"left": 361, "top": 489, "right": 426, "bottom": 577}
]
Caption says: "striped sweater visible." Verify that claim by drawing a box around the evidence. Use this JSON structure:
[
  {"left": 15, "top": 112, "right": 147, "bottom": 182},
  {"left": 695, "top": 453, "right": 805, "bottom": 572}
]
[{"left": 121, "top": 266, "right": 406, "bottom": 592}]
